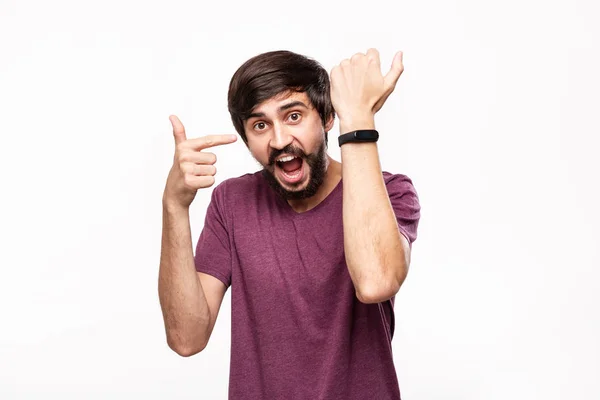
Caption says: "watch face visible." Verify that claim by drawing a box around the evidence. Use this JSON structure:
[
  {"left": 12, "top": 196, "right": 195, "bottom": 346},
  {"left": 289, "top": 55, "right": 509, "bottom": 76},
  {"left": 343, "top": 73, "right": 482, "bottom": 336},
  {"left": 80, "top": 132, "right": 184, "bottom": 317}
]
[
  {"left": 355, "top": 130, "right": 378, "bottom": 140},
  {"left": 339, "top": 130, "right": 379, "bottom": 146}
]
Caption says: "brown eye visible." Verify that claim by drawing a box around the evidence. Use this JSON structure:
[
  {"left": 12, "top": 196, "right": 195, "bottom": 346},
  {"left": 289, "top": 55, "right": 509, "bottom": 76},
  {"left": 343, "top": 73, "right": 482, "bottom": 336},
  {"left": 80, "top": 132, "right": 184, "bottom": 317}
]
[
  {"left": 254, "top": 122, "right": 266, "bottom": 131},
  {"left": 289, "top": 113, "right": 301, "bottom": 122}
]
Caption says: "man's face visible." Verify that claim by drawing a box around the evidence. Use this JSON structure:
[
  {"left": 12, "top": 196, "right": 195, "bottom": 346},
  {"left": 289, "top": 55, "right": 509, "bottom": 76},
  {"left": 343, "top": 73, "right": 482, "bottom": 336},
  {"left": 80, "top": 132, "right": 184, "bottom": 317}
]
[{"left": 244, "top": 91, "right": 334, "bottom": 200}]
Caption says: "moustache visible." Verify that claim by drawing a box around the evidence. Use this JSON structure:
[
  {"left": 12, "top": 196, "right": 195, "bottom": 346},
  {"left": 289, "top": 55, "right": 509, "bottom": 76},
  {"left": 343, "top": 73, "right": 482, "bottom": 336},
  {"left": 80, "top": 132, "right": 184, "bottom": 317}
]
[{"left": 268, "top": 146, "right": 306, "bottom": 166}]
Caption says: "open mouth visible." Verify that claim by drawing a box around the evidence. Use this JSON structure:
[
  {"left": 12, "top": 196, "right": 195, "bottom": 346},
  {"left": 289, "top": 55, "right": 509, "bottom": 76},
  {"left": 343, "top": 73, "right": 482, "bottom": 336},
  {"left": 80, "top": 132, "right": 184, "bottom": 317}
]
[{"left": 275, "top": 156, "right": 305, "bottom": 184}]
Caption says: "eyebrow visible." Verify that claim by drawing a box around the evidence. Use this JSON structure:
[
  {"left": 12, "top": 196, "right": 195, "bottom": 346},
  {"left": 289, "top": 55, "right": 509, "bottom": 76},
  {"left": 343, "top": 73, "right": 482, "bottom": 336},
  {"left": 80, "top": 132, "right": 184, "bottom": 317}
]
[{"left": 247, "top": 101, "right": 309, "bottom": 120}]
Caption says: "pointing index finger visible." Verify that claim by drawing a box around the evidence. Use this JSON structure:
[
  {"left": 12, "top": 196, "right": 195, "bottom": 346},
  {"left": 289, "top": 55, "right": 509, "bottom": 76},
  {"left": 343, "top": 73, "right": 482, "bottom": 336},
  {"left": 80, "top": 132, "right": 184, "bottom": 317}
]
[{"left": 187, "top": 134, "right": 238, "bottom": 150}]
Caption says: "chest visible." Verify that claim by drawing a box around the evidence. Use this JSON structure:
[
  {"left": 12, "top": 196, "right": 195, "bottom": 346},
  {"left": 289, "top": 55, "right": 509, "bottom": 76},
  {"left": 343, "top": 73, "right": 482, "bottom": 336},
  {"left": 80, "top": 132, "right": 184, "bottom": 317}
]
[{"left": 231, "top": 205, "right": 352, "bottom": 302}]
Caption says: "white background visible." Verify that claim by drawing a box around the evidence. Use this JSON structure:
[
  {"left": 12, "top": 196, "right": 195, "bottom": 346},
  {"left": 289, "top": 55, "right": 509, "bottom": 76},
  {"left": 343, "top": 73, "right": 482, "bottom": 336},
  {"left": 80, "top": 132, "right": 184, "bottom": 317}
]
[{"left": 1, "top": 0, "right": 599, "bottom": 398}]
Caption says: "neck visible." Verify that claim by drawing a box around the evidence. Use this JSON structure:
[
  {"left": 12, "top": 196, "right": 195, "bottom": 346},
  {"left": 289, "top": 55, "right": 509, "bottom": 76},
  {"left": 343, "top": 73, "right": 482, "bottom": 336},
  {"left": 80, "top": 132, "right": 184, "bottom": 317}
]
[{"left": 287, "top": 155, "right": 342, "bottom": 213}]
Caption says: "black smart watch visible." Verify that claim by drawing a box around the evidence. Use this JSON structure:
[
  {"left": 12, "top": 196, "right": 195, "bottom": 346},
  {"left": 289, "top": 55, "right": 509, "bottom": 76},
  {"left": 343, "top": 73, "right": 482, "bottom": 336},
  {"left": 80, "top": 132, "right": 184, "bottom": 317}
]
[{"left": 338, "top": 129, "right": 379, "bottom": 147}]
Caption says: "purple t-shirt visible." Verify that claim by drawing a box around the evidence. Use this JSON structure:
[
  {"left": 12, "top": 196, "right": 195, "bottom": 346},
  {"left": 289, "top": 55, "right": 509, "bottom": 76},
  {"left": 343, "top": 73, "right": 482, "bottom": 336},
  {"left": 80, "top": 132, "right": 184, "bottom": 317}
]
[{"left": 194, "top": 170, "right": 420, "bottom": 399}]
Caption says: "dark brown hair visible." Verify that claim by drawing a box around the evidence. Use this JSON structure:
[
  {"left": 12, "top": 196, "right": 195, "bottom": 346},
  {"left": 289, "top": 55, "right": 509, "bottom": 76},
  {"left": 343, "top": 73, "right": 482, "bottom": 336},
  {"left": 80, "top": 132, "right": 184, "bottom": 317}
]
[{"left": 227, "top": 50, "right": 335, "bottom": 146}]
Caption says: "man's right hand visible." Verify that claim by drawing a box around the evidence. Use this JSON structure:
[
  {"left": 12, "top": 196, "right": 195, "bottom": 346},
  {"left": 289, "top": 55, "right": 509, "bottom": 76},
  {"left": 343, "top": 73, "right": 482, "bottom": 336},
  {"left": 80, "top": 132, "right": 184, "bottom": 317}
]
[{"left": 163, "top": 115, "right": 238, "bottom": 209}]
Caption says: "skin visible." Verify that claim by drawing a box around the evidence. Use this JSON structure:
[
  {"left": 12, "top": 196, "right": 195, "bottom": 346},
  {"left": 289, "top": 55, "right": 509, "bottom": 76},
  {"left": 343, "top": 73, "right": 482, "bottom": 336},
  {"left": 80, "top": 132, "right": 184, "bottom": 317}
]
[
  {"left": 158, "top": 48, "right": 411, "bottom": 357},
  {"left": 331, "top": 48, "right": 411, "bottom": 304},
  {"left": 159, "top": 122, "right": 237, "bottom": 356},
  {"left": 243, "top": 90, "right": 342, "bottom": 213}
]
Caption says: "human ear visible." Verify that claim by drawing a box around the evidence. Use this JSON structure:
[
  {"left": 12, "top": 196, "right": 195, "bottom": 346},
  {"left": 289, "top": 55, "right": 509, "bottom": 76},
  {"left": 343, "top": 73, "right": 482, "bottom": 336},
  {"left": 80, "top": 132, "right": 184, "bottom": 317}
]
[{"left": 324, "top": 113, "right": 335, "bottom": 132}]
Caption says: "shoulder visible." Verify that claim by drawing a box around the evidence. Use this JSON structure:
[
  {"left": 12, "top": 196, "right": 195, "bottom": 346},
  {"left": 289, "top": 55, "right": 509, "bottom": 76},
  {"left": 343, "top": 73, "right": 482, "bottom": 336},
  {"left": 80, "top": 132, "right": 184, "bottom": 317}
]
[
  {"left": 219, "top": 171, "right": 263, "bottom": 193},
  {"left": 382, "top": 171, "right": 421, "bottom": 245},
  {"left": 382, "top": 171, "right": 418, "bottom": 197},
  {"left": 213, "top": 170, "right": 267, "bottom": 206}
]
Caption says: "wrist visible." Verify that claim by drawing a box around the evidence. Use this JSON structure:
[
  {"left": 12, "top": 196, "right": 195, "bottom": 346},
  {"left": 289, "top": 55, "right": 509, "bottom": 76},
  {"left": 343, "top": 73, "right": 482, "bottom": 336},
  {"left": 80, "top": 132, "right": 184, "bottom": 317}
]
[
  {"left": 162, "top": 195, "right": 190, "bottom": 215},
  {"left": 339, "top": 115, "right": 375, "bottom": 134}
]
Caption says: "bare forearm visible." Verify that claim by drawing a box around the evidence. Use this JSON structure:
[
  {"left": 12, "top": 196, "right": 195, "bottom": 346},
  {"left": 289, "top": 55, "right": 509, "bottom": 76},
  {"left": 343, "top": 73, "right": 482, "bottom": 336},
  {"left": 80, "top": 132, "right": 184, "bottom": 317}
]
[
  {"left": 340, "top": 120, "right": 407, "bottom": 304},
  {"left": 158, "top": 201, "right": 210, "bottom": 354}
]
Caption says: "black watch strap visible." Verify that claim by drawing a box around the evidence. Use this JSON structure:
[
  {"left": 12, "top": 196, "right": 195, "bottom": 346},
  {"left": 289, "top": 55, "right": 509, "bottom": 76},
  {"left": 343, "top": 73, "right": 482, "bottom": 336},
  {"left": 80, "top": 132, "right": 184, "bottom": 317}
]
[{"left": 338, "top": 129, "right": 379, "bottom": 147}]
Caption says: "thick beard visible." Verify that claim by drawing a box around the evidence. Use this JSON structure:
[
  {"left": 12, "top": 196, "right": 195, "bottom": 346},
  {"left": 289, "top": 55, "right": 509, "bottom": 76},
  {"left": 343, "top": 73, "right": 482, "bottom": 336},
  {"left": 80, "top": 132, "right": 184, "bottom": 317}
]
[{"left": 261, "top": 140, "right": 327, "bottom": 201}]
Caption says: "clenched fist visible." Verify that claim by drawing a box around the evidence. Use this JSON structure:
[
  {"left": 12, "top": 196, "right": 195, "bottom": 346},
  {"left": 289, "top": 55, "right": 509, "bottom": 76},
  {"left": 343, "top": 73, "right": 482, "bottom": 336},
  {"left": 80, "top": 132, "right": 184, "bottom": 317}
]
[
  {"left": 330, "top": 49, "right": 404, "bottom": 132},
  {"left": 163, "top": 115, "right": 237, "bottom": 209}
]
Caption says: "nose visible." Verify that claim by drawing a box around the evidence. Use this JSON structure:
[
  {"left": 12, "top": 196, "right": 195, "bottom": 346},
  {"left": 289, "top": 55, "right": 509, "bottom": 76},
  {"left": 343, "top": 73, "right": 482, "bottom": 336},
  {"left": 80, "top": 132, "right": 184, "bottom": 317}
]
[{"left": 269, "top": 122, "right": 293, "bottom": 151}]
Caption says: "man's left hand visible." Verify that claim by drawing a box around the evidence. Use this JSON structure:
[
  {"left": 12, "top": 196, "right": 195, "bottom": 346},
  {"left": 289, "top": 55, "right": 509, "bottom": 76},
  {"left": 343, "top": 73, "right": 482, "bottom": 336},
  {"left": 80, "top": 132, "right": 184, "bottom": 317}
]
[{"left": 330, "top": 49, "right": 404, "bottom": 130}]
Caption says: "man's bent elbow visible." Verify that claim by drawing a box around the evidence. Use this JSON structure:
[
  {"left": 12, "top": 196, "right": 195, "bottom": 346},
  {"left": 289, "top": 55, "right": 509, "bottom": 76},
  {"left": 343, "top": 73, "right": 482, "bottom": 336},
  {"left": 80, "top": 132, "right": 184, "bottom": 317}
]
[
  {"left": 355, "top": 280, "right": 401, "bottom": 304},
  {"left": 167, "top": 335, "right": 207, "bottom": 357}
]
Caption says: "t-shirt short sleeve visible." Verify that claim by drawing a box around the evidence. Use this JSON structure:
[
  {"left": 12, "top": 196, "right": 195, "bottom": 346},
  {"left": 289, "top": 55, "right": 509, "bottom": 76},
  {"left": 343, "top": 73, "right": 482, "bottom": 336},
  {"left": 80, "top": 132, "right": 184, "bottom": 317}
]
[
  {"left": 385, "top": 173, "right": 421, "bottom": 248},
  {"left": 194, "top": 181, "right": 232, "bottom": 288}
]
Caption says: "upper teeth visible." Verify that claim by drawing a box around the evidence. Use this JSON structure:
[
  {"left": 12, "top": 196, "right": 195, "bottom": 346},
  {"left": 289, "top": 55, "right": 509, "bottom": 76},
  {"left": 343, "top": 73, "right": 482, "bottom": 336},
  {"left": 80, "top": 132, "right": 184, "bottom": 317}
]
[{"left": 277, "top": 155, "right": 296, "bottom": 162}]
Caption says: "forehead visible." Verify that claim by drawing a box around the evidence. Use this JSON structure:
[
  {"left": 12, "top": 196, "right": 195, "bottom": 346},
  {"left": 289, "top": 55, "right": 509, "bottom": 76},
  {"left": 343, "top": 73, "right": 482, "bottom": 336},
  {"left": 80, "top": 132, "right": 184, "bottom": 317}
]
[{"left": 250, "top": 91, "right": 313, "bottom": 114}]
